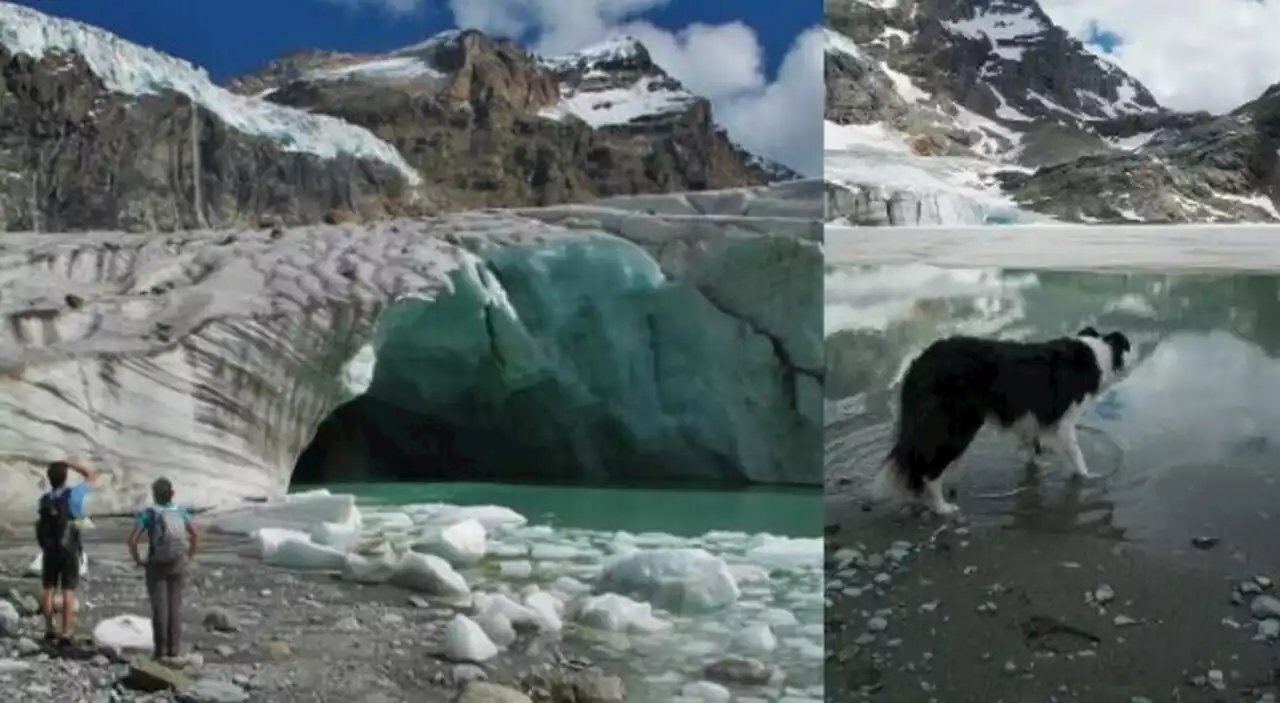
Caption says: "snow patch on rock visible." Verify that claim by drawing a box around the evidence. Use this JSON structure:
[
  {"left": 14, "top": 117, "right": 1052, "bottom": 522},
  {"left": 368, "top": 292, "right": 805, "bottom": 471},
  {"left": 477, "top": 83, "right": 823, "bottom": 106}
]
[{"left": 0, "top": 2, "right": 421, "bottom": 184}]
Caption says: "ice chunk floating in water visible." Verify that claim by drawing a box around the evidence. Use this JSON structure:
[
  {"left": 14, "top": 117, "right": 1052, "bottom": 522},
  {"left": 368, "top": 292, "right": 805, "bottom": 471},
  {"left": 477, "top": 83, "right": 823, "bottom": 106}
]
[{"left": 206, "top": 490, "right": 824, "bottom": 703}]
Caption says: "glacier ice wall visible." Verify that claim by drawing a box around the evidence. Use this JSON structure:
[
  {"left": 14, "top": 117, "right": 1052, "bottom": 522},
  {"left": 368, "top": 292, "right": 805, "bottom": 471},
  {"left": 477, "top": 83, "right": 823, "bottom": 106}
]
[
  {"left": 0, "top": 184, "right": 821, "bottom": 512},
  {"left": 823, "top": 148, "right": 1048, "bottom": 226},
  {"left": 299, "top": 235, "right": 821, "bottom": 485}
]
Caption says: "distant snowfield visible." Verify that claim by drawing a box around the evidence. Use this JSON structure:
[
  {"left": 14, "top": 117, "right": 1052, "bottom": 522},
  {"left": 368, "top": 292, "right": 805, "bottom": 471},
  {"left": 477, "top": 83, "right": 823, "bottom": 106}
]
[
  {"left": 825, "top": 224, "right": 1280, "bottom": 272},
  {"left": 820, "top": 11, "right": 1189, "bottom": 227},
  {"left": 305, "top": 55, "right": 444, "bottom": 84},
  {"left": 824, "top": 120, "right": 1044, "bottom": 225},
  {"left": 822, "top": 27, "right": 862, "bottom": 59},
  {"left": 944, "top": 6, "right": 1046, "bottom": 62},
  {"left": 297, "top": 30, "right": 460, "bottom": 86},
  {"left": 0, "top": 1, "right": 423, "bottom": 185},
  {"left": 540, "top": 75, "right": 695, "bottom": 127},
  {"left": 824, "top": 120, "right": 910, "bottom": 154},
  {"left": 539, "top": 36, "right": 697, "bottom": 128}
]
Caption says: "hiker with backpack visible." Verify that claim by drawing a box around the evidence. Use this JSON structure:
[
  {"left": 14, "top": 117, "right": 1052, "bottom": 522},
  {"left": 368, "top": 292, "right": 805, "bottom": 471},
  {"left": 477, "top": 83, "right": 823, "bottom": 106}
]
[
  {"left": 127, "top": 477, "right": 200, "bottom": 663},
  {"left": 35, "top": 458, "right": 97, "bottom": 646}
]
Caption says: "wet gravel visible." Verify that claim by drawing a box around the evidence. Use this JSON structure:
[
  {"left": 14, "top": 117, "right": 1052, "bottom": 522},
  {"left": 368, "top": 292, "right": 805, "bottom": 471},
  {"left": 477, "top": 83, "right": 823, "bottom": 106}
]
[
  {"left": 0, "top": 518, "right": 620, "bottom": 703},
  {"left": 826, "top": 496, "right": 1280, "bottom": 703}
]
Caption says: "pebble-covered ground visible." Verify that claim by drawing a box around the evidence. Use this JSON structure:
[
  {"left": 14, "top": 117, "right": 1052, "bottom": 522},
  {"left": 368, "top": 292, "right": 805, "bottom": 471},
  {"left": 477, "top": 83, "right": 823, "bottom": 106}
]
[
  {"left": 0, "top": 520, "right": 619, "bottom": 703},
  {"left": 1, "top": 501, "right": 822, "bottom": 703},
  {"left": 825, "top": 497, "right": 1280, "bottom": 703}
]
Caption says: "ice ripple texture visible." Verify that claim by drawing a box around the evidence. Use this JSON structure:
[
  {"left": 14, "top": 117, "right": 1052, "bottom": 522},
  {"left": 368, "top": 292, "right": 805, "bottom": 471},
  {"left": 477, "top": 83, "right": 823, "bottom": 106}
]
[{"left": 0, "top": 184, "right": 823, "bottom": 512}]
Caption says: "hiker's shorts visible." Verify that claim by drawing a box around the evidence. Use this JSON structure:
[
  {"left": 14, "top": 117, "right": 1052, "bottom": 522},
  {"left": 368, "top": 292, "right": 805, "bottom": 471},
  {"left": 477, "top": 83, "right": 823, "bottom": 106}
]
[{"left": 40, "top": 547, "right": 81, "bottom": 590}]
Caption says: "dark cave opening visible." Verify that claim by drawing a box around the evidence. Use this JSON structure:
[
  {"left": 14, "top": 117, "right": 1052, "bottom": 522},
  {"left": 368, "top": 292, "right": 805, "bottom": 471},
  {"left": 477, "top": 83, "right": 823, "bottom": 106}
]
[
  {"left": 292, "top": 395, "right": 478, "bottom": 486},
  {"left": 289, "top": 388, "right": 750, "bottom": 489}
]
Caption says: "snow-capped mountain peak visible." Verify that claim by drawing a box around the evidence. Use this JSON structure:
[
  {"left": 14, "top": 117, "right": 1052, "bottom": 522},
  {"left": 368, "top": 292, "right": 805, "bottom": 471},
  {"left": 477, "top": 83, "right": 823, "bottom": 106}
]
[
  {"left": 291, "top": 30, "right": 468, "bottom": 86},
  {"left": 541, "top": 35, "right": 650, "bottom": 71},
  {"left": 538, "top": 35, "right": 698, "bottom": 128},
  {"left": 824, "top": 0, "right": 1280, "bottom": 226},
  {"left": 389, "top": 28, "right": 464, "bottom": 57},
  {"left": 235, "top": 31, "right": 698, "bottom": 131}
]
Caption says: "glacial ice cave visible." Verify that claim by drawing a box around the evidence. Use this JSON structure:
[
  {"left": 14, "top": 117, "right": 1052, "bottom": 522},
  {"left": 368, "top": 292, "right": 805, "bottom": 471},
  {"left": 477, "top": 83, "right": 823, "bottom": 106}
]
[{"left": 294, "top": 235, "right": 822, "bottom": 488}]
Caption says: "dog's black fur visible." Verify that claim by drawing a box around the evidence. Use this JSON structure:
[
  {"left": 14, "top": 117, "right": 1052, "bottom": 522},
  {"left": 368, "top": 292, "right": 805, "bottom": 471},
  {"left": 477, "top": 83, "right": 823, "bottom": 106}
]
[{"left": 886, "top": 327, "right": 1131, "bottom": 496}]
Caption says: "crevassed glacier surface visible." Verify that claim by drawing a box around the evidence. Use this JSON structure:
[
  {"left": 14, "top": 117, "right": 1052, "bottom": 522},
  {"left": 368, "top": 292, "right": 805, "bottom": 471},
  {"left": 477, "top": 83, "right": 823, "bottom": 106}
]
[{"left": 823, "top": 123, "right": 1049, "bottom": 226}]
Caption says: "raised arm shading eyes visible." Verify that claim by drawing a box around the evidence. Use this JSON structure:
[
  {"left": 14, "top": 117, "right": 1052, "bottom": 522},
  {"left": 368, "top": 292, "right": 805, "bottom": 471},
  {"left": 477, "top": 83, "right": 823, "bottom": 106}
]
[{"left": 184, "top": 516, "right": 200, "bottom": 560}]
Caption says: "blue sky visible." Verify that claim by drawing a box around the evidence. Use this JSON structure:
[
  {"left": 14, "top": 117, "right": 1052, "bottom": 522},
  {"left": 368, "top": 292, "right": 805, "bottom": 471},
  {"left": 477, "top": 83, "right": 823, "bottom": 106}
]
[
  {"left": 24, "top": 0, "right": 816, "bottom": 83},
  {"left": 1083, "top": 21, "right": 1123, "bottom": 54}
]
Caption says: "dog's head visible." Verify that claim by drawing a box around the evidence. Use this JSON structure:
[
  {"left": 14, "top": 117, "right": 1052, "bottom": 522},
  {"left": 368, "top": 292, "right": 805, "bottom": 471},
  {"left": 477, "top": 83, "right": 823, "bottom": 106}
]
[{"left": 1077, "top": 326, "right": 1132, "bottom": 379}]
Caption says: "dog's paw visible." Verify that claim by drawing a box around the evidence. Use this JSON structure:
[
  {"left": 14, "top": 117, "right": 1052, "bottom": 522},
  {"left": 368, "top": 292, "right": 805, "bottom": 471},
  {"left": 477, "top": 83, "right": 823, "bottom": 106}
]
[
  {"left": 1070, "top": 470, "right": 1094, "bottom": 481},
  {"left": 932, "top": 501, "right": 961, "bottom": 517}
]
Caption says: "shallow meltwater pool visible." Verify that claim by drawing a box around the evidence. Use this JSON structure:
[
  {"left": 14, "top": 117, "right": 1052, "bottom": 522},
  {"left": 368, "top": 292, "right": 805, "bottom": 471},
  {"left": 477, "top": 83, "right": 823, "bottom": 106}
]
[
  {"left": 824, "top": 266, "right": 1280, "bottom": 567},
  {"left": 337, "top": 482, "right": 825, "bottom": 703}
]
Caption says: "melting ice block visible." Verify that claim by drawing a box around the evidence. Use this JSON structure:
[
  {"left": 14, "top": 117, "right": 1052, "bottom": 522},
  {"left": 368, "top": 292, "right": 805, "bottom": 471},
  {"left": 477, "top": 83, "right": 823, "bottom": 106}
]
[
  {"left": 390, "top": 551, "right": 470, "bottom": 597},
  {"left": 210, "top": 493, "right": 360, "bottom": 536},
  {"left": 255, "top": 527, "right": 347, "bottom": 570},
  {"left": 443, "top": 614, "right": 498, "bottom": 662},
  {"left": 93, "top": 614, "right": 152, "bottom": 653},
  {"left": 573, "top": 592, "right": 670, "bottom": 633},
  {"left": 411, "top": 517, "right": 487, "bottom": 566},
  {"left": 596, "top": 548, "right": 740, "bottom": 612}
]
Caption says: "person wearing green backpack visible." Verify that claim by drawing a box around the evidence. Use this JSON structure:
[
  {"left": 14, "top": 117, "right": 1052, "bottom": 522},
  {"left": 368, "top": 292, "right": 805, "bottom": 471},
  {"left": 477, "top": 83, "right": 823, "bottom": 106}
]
[{"left": 126, "top": 477, "right": 200, "bottom": 664}]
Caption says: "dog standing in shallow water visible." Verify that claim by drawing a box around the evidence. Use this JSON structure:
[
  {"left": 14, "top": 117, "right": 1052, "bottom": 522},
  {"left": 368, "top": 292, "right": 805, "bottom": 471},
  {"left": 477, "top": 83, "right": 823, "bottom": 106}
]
[{"left": 871, "top": 327, "right": 1132, "bottom": 516}]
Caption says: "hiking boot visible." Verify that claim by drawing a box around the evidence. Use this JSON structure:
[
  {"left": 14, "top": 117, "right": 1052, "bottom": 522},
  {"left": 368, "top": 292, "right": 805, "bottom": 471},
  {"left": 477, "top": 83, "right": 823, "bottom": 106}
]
[{"left": 160, "top": 653, "right": 196, "bottom": 668}]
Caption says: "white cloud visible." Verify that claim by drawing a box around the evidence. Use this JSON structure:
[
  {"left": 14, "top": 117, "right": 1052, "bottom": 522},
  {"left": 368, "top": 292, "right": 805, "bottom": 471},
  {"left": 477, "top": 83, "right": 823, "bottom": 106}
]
[
  {"left": 713, "top": 27, "right": 823, "bottom": 176},
  {"left": 444, "top": 0, "right": 822, "bottom": 175},
  {"left": 450, "top": 0, "right": 668, "bottom": 55},
  {"left": 324, "top": 0, "right": 424, "bottom": 17},
  {"left": 1039, "top": 0, "right": 1280, "bottom": 114}
]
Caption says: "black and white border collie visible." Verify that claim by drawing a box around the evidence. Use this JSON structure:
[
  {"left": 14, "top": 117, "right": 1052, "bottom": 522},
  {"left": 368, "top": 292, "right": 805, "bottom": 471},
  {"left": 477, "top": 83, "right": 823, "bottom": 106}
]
[{"left": 871, "top": 327, "right": 1132, "bottom": 516}]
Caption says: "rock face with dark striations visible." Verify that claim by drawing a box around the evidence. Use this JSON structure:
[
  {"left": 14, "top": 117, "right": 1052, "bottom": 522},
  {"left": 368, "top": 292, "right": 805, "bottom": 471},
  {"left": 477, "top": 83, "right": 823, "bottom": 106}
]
[
  {"left": 234, "top": 32, "right": 781, "bottom": 211},
  {"left": 824, "top": 0, "right": 1162, "bottom": 157},
  {"left": 1006, "top": 87, "right": 1280, "bottom": 222},
  {"left": 823, "top": 0, "right": 1280, "bottom": 224},
  {"left": 0, "top": 46, "right": 428, "bottom": 232}
]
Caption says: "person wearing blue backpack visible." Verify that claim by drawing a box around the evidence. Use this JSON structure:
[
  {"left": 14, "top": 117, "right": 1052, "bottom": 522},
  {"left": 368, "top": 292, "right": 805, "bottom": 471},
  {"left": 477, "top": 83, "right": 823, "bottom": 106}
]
[
  {"left": 127, "top": 477, "right": 200, "bottom": 664},
  {"left": 35, "top": 458, "right": 97, "bottom": 646}
]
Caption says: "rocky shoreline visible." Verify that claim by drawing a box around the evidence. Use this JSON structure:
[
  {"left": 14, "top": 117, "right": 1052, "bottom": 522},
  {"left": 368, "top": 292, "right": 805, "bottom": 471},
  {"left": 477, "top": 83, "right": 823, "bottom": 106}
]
[
  {"left": 0, "top": 522, "right": 621, "bottom": 703},
  {"left": 825, "top": 498, "right": 1280, "bottom": 703},
  {"left": 1, "top": 489, "right": 820, "bottom": 703}
]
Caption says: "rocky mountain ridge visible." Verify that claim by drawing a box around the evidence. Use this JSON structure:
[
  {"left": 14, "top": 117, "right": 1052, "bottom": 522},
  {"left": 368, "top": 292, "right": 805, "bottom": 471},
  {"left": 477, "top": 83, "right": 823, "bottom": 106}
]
[
  {"left": 824, "top": 0, "right": 1280, "bottom": 225},
  {"left": 0, "top": 2, "right": 795, "bottom": 232}
]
